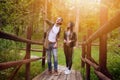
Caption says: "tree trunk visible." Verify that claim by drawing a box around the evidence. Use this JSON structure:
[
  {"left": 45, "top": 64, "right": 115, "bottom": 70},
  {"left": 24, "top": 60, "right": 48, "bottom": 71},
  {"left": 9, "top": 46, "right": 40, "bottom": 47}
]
[
  {"left": 44, "top": 0, "right": 47, "bottom": 32},
  {"left": 75, "top": 0, "right": 80, "bottom": 47}
]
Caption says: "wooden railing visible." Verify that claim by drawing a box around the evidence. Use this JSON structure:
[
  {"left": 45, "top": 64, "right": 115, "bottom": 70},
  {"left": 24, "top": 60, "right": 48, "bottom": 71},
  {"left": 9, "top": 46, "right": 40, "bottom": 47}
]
[
  {"left": 0, "top": 28, "right": 46, "bottom": 80},
  {"left": 81, "top": 10, "right": 120, "bottom": 80}
]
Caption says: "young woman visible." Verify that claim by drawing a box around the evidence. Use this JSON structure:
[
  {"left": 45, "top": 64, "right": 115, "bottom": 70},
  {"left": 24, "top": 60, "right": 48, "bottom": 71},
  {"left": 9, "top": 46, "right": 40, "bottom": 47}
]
[{"left": 63, "top": 21, "right": 77, "bottom": 74}]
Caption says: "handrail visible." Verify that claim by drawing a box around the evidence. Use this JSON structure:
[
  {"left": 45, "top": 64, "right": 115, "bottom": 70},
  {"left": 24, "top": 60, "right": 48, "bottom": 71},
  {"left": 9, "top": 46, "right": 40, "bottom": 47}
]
[
  {"left": 81, "top": 10, "right": 120, "bottom": 80},
  {"left": 0, "top": 28, "right": 46, "bottom": 80},
  {"left": 85, "top": 58, "right": 99, "bottom": 70},
  {"left": 94, "top": 70, "right": 111, "bottom": 80},
  {"left": 0, "top": 57, "right": 45, "bottom": 70},
  {"left": 85, "top": 11, "right": 120, "bottom": 44},
  {"left": 79, "top": 42, "right": 99, "bottom": 46},
  {"left": 20, "top": 48, "right": 43, "bottom": 52},
  {"left": 0, "top": 31, "right": 43, "bottom": 45}
]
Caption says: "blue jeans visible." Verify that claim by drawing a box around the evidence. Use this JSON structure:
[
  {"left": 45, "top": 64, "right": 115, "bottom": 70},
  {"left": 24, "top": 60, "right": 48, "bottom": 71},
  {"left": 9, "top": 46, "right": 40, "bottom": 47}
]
[{"left": 46, "top": 43, "right": 58, "bottom": 71}]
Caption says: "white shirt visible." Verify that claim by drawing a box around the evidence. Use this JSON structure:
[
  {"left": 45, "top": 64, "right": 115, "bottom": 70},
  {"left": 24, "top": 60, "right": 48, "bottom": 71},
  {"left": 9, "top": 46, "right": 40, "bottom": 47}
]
[
  {"left": 48, "top": 24, "right": 60, "bottom": 42},
  {"left": 66, "top": 30, "right": 70, "bottom": 41}
]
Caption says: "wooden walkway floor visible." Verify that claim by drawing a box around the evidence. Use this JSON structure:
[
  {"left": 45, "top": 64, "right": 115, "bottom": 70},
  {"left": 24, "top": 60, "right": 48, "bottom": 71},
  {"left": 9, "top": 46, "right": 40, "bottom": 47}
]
[{"left": 33, "top": 65, "right": 82, "bottom": 80}]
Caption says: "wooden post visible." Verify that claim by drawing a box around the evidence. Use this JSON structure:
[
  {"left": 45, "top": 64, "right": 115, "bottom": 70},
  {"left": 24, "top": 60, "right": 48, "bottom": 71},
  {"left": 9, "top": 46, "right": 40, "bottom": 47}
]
[
  {"left": 99, "top": 4, "right": 107, "bottom": 75},
  {"left": 41, "top": 0, "right": 47, "bottom": 68},
  {"left": 75, "top": 0, "right": 80, "bottom": 46},
  {"left": 86, "top": 29, "right": 92, "bottom": 80},
  {"left": 42, "top": 46, "right": 46, "bottom": 68},
  {"left": 25, "top": 0, "right": 34, "bottom": 79},
  {"left": 81, "top": 35, "right": 86, "bottom": 68},
  {"left": 42, "top": 32, "right": 46, "bottom": 68},
  {"left": 99, "top": 3, "right": 112, "bottom": 79},
  {"left": 44, "top": 0, "right": 47, "bottom": 32},
  {"left": 25, "top": 26, "right": 32, "bottom": 80}
]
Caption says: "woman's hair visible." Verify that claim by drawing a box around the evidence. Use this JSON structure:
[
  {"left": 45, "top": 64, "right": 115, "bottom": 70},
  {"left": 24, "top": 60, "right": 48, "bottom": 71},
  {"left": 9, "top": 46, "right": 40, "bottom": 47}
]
[
  {"left": 68, "top": 21, "right": 74, "bottom": 32},
  {"left": 69, "top": 21, "right": 74, "bottom": 27}
]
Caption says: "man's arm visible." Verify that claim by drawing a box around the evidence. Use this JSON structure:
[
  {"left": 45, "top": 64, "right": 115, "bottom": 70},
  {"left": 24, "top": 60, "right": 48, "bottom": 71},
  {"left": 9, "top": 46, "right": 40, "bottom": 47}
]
[
  {"left": 54, "top": 28, "right": 61, "bottom": 48},
  {"left": 56, "top": 28, "right": 61, "bottom": 41},
  {"left": 45, "top": 19, "right": 54, "bottom": 26}
]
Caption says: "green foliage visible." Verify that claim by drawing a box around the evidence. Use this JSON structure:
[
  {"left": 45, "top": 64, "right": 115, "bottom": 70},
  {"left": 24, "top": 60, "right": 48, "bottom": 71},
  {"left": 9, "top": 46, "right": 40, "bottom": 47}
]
[
  {"left": 108, "top": 39, "right": 120, "bottom": 55},
  {"left": 0, "top": 39, "right": 22, "bottom": 80},
  {"left": 0, "top": 68, "right": 15, "bottom": 80},
  {"left": 107, "top": 49, "right": 120, "bottom": 80},
  {"left": 0, "top": 39, "right": 22, "bottom": 62},
  {"left": 108, "top": 29, "right": 120, "bottom": 55}
]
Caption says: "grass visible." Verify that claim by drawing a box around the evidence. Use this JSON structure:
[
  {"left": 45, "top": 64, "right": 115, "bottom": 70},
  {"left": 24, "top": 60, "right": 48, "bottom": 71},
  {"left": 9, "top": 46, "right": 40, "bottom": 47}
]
[{"left": 57, "top": 47, "right": 82, "bottom": 70}]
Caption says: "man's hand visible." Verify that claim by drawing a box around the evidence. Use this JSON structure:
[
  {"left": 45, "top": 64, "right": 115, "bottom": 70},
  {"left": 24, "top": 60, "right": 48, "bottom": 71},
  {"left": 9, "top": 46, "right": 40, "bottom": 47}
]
[
  {"left": 54, "top": 42, "right": 58, "bottom": 48},
  {"left": 64, "top": 39, "right": 67, "bottom": 43}
]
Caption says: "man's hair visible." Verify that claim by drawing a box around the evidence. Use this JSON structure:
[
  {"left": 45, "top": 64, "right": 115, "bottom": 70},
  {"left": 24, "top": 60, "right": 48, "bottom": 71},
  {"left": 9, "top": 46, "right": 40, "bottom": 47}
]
[{"left": 58, "top": 17, "right": 63, "bottom": 21}]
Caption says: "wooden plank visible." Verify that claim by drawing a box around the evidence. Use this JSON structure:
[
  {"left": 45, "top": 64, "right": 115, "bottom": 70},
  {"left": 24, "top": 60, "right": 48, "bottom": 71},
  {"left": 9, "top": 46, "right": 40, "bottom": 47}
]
[
  {"left": 66, "top": 69, "right": 75, "bottom": 80},
  {"left": 47, "top": 74, "right": 55, "bottom": 80},
  {"left": 57, "top": 66, "right": 67, "bottom": 80},
  {"left": 58, "top": 71, "right": 67, "bottom": 80},
  {"left": 75, "top": 70, "right": 83, "bottom": 80},
  {"left": 32, "top": 69, "right": 48, "bottom": 80},
  {"left": 66, "top": 73, "right": 71, "bottom": 80},
  {"left": 52, "top": 66, "right": 64, "bottom": 80},
  {"left": 69, "top": 70, "right": 76, "bottom": 80},
  {"left": 41, "top": 66, "right": 64, "bottom": 80},
  {"left": 37, "top": 71, "right": 52, "bottom": 80}
]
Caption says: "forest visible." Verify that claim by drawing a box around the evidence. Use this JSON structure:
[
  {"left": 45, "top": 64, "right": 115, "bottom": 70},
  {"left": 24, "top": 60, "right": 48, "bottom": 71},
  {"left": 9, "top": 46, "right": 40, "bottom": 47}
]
[{"left": 0, "top": 0, "right": 120, "bottom": 80}]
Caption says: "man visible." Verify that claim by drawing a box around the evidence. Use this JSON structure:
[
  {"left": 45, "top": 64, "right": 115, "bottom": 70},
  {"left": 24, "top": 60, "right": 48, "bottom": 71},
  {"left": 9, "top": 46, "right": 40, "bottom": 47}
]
[{"left": 44, "top": 17, "right": 63, "bottom": 75}]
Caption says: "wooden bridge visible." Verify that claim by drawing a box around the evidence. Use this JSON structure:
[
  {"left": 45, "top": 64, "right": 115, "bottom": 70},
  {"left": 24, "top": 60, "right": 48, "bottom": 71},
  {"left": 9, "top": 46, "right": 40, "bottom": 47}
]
[
  {"left": 0, "top": 5, "right": 120, "bottom": 80},
  {"left": 33, "top": 65, "right": 82, "bottom": 80}
]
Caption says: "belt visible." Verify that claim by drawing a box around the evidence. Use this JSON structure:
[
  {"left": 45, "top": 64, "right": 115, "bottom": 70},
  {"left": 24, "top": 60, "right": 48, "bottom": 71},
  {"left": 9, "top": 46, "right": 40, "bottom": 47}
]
[{"left": 49, "top": 41, "right": 56, "bottom": 44}]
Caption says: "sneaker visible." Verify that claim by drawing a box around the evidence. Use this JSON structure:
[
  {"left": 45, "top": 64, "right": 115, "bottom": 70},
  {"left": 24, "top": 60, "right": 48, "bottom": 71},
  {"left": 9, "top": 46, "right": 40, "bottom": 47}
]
[
  {"left": 54, "top": 70, "right": 58, "bottom": 76},
  {"left": 67, "top": 70, "right": 71, "bottom": 74},
  {"left": 64, "top": 67, "right": 68, "bottom": 71},
  {"left": 64, "top": 67, "right": 68, "bottom": 74},
  {"left": 48, "top": 70, "right": 52, "bottom": 75},
  {"left": 65, "top": 70, "right": 71, "bottom": 75}
]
